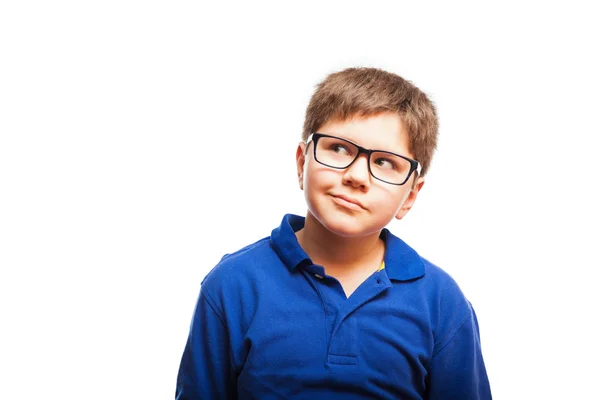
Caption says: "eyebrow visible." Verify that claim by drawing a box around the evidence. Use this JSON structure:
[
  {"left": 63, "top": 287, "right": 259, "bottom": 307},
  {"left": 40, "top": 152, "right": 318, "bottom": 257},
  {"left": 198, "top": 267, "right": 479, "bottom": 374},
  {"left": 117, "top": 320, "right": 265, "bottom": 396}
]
[{"left": 319, "top": 132, "right": 409, "bottom": 158}]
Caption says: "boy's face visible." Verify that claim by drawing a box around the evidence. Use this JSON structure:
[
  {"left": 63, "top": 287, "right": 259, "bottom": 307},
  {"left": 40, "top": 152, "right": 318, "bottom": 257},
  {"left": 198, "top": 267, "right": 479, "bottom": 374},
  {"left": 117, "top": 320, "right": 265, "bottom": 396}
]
[{"left": 296, "top": 112, "right": 425, "bottom": 237}]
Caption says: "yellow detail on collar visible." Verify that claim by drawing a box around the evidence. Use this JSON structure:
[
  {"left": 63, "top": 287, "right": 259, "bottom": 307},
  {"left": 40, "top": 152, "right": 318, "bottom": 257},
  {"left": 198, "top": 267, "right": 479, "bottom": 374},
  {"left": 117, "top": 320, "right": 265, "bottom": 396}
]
[{"left": 378, "top": 261, "right": 385, "bottom": 271}]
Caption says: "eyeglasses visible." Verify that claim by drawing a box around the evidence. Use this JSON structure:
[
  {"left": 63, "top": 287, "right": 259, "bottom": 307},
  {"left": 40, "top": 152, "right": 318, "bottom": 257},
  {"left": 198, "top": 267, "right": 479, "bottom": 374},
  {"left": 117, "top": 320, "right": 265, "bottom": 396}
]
[{"left": 306, "top": 133, "right": 421, "bottom": 186}]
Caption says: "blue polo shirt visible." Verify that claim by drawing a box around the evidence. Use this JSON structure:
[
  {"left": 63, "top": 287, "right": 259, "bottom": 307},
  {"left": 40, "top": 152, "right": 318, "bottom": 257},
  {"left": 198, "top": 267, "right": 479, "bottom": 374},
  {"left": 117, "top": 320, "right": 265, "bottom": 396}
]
[{"left": 176, "top": 214, "right": 491, "bottom": 399}]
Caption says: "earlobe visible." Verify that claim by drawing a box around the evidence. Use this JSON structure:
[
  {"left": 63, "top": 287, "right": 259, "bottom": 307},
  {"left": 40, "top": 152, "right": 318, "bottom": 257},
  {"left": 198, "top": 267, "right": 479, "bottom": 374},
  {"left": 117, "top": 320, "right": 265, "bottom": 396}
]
[
  {"left": 395, "top": 178, "right": 425, "bottom": 220},
  {"left": 296, "top": 142, "right": 306, "bottom": 169},
  {"left": 296, "top": 142, "right": 306, "bottom": 190}
]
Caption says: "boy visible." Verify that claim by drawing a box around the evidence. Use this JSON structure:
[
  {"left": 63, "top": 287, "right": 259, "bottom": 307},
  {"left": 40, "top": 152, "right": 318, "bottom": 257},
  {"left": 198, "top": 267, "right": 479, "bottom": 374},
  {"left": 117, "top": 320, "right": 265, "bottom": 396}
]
[{"left": 176, "top": 67, "right": 491, "bottom": 399}]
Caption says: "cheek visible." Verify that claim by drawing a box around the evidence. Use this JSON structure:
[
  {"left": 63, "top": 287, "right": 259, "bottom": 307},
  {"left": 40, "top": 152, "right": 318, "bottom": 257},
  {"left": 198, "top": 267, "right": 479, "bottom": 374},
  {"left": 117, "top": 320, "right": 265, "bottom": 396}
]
[
  {"left": 372, "top": 187, "right": 409, "bottom": 212},
  {"left": 304, "top": 165, "right": 338, "bottom": 190}
]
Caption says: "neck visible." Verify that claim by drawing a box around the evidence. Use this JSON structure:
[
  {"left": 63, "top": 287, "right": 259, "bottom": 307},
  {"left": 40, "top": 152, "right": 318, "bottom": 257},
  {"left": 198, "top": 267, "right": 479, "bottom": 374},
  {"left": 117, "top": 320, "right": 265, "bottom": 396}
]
[{"left": 295, "top": 212, "right": 384, "bottom": 270}]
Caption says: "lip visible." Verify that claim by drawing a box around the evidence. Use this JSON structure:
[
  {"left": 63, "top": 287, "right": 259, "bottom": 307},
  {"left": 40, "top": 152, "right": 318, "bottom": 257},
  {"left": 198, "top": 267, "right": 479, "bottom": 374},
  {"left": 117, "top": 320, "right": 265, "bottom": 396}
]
[{"left": 331, "top": 194, "right": 366, "bottom": 210}]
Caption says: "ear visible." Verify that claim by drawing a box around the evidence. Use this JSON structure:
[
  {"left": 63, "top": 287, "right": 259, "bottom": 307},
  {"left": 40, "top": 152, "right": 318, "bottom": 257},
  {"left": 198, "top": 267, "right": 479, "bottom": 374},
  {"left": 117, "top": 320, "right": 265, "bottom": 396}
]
[
  {"left": 296, "top": 142, "right": 307, "bottom": 190},
  {"left": 395, "top": 177, "right": 425, "bottom": 220}
]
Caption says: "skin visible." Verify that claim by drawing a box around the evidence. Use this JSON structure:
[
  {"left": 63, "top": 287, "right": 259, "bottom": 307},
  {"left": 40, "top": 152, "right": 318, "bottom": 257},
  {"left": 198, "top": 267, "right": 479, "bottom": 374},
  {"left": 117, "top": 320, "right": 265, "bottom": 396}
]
[{"left": 295, "top": 112, "right": 425, "bottom": 297}]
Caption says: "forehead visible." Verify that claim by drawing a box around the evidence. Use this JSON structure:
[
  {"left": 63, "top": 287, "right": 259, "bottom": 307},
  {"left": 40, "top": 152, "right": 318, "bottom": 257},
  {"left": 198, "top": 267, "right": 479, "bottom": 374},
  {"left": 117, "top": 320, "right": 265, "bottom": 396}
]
[{"left": 317, "top": 112, "right": 412, "bottom": 156}]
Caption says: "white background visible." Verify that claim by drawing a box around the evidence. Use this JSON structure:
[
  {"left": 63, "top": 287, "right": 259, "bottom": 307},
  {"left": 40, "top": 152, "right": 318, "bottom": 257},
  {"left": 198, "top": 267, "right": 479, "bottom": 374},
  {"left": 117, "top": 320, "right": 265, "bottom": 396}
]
[{"left": 1, "top": 1, "right": 599, "bottom": 399}]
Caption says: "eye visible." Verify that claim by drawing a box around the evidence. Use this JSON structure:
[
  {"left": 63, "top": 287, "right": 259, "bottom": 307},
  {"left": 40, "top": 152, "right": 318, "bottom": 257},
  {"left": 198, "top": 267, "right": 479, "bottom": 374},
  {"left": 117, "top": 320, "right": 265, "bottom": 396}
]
[
  {"left": 329, "top": 143, "right": 352, "bottom": 155},
  {"left": 373, "top": 157, "right": 398, "bottom": 170}
]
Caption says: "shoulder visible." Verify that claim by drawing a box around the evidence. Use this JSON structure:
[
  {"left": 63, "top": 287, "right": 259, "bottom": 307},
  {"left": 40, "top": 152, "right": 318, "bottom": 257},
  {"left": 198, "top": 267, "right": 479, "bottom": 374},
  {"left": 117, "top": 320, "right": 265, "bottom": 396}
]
[
  {"left": 199, "top": 236, "right": 283, "bottom": 307},
  {"left": 202, "top": 236, "right": 272, "bottom": 285},
  {"left": 384, "top": 228, "right": 466, "bottom": 303},
  {"left": 418, "top": 256, "right": 475, "bottom": 350},
  {"left": 421, "top": 257, "right": 465, "bottom": 300}
]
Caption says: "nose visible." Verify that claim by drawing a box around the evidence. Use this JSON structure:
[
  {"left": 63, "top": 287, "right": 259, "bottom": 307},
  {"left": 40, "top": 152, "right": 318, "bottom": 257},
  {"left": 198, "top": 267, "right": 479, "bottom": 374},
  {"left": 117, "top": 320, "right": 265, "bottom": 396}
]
[{"left": 342, "top": 153, "right": 371, "bottom": 189}]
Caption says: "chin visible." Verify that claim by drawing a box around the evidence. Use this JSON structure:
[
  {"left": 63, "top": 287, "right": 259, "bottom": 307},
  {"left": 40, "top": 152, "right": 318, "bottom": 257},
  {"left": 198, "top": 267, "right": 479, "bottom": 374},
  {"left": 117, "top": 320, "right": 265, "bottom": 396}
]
[{"left": 312, "top": 208, "right": 385, "bottom": 238}]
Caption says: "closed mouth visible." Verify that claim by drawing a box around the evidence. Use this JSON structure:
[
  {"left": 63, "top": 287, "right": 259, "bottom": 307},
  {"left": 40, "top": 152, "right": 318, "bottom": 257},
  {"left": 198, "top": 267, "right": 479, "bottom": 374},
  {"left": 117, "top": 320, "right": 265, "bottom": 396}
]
[{"left": 331, "top": 194, "right": 366, "bottom": 210}]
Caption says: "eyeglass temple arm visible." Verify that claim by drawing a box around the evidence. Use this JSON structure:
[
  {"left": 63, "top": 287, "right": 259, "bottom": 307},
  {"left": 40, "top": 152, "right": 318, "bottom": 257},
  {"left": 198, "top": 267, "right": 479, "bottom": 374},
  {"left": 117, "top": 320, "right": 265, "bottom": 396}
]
[{"left": 303, "top": 134, "right": 315, "bottom": 155}]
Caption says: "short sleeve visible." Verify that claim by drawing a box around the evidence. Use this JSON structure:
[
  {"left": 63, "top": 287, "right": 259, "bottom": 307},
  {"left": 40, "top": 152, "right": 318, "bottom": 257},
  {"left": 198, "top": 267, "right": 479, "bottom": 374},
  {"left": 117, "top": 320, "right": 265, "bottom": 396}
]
[
  {"left": 425, "top": 304, "right": 492, "bottom": 399},
  {"left": 175, "top": 289, "right": 237, "bottom": 399}
]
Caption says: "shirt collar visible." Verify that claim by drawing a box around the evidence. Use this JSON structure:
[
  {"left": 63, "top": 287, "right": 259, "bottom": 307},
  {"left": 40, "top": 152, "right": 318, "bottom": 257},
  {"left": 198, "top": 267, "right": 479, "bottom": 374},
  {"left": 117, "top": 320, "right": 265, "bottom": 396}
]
[{"left": 270, "top": 214, "right": 425, "bottom": 282}]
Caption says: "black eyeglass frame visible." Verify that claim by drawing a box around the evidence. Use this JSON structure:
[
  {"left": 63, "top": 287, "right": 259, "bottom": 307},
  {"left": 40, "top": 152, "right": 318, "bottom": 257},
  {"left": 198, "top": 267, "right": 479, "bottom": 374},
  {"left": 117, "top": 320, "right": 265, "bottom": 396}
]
[{"left": 306, "top": 133, "right": 422, "bottom": 186}]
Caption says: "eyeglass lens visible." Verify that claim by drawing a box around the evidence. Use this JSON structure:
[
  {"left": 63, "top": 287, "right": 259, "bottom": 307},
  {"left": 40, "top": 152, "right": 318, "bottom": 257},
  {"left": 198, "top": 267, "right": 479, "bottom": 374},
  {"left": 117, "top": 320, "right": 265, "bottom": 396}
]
[{"left": 315, "top": 136, "right": 412, "bottom": 184}]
